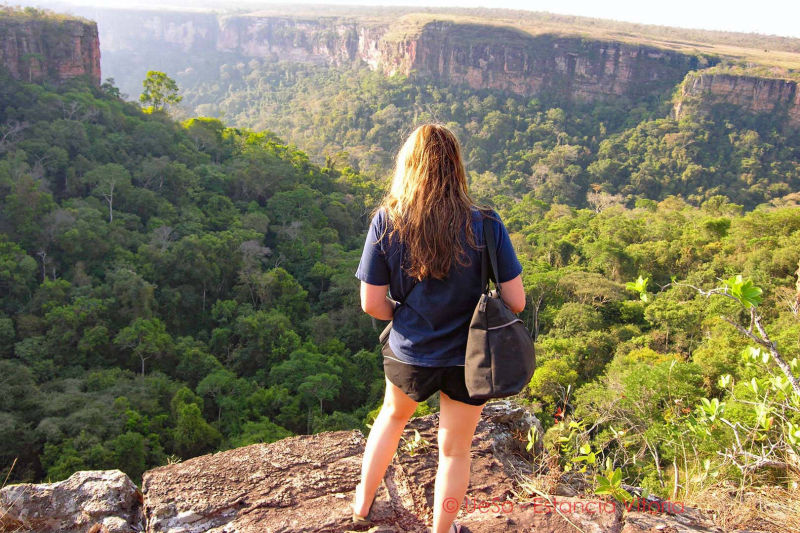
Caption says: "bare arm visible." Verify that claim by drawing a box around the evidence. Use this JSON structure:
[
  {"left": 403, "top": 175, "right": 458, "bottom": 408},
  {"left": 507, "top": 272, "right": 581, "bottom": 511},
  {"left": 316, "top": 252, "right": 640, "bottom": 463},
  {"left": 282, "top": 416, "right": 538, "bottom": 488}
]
[
  {"left": 360, "top": 281, "right": 396, "bottom": 321},
  {"left": 499, "top": 274, "right": 525, "bottom": 314}
]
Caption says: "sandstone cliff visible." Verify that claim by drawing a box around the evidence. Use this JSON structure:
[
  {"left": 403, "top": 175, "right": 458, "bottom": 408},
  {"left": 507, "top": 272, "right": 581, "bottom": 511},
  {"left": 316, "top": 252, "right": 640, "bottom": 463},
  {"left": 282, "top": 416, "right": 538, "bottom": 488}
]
[
  {"left": 0, "top": 11, "right": 101, "bottom": 85},
  {"left": 214, "top": 16, "right": 704, "bottom": 102},
  {"left": 1, "top": 401, "right": 731, "bottom": 533},
  {"left": 673, "top": 71, "right": 800, "bottom": 127},
  {"left": 75, "top": 8, "right": 713, "bottom": 105},
  {"left": 377, "top": 21, "right": 708, "bottom": 102}
]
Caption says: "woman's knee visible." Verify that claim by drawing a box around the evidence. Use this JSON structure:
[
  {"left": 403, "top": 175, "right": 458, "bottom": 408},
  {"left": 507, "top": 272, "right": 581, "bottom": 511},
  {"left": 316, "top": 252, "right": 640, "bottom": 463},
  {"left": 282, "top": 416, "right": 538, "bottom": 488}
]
[
  {"left": 437, "top": 392, "right": 483, "bottom": 458},
  {"left": 382, "top": 401, "right": 415, "bottom": 421},
  {"left": 437, "top": 434, "right": 472, "bottom": 459},
  {"left": 382, "top": 377, "right": 418, "bottom": 420}
]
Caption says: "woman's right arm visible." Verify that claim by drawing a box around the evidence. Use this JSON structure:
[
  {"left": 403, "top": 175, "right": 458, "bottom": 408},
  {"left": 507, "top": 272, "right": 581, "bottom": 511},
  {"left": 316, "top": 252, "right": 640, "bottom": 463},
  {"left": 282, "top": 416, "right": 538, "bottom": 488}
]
[
  {"left": 489, "top": 211, "right": 525, "bottom": 313},
  {"left": 500, "top": 274, "right": 525, "bottom": 313}
]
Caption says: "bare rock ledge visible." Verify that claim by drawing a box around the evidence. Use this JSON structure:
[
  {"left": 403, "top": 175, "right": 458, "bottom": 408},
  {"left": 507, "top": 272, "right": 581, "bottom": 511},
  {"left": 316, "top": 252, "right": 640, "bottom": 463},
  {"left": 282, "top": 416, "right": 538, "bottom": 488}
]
[{"left": 1, "top": 400, "right": 727, "bottom": 532}]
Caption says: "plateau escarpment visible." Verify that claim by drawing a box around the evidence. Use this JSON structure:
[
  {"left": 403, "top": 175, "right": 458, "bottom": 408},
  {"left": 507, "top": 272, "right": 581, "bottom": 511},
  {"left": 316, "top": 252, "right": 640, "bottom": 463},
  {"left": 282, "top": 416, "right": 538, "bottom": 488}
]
[
  {"left": 674, "top": 71, "right": 800, "bottom": 127},
  {"left": 83, "top": 9, "right": 713, "bottom": 104},
  {"left": 214, "top": 17, "right": 707, "bottom": 101},
  {"left": 379, "top": 21, "right": 711, "bottom": 102},
  {"left": 217, "top": 16, "right": 387, "bottom": 67},
  {"left": 53, "top": 7, "right": 800, "bottom": 129},
  {"left": 0, "top": 11, "right": 101, "bottom": 85}
]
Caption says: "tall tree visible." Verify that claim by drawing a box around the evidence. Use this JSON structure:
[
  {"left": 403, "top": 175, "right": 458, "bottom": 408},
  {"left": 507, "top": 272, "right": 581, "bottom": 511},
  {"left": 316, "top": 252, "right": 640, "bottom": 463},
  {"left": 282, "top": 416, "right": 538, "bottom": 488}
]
[{"left": 140, "top": 71, "right": 182, "bottom": 113}]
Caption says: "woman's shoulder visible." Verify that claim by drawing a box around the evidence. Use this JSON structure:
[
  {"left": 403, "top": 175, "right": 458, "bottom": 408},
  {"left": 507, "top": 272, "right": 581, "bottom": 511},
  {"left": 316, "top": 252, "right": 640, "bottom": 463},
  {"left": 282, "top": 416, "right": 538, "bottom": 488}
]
[
  {"left": 470, "top": 205, "right": 501, "bottom": 223},
  {"left": 370, "top": 206, "right": 389, "bottom": 228}
]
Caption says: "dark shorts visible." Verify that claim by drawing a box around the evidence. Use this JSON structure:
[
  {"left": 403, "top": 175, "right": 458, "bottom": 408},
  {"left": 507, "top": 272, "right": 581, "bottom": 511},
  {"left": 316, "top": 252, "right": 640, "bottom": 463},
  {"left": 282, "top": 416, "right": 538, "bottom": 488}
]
[{"left": 382, "top": 343, "right": 488, "bottom": 406}]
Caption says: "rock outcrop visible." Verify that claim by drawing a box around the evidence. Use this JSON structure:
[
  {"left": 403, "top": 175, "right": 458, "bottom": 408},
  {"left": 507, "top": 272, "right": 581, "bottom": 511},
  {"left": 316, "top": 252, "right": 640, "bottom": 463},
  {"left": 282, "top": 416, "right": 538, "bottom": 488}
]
[
  {"left": 140, "top": 400, "right": 545, "bottom": 532},
  {"left": 0, "top": 469, "right": 142, "bottom": 532},
  {"left": 1, "top": 400, "right": 730, "bottom": 533},
  {"left": 673, "top": 72, "right": 800, "bottom": 127},
  {"left": 0, "top": 12, "right": 101, "bottom": 85}
]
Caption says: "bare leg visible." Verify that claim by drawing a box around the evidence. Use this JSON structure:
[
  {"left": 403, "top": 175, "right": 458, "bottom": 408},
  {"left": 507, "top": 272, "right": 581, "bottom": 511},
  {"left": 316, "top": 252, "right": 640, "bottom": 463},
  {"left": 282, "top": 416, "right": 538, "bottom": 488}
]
[
  {"left": 432, "top": 391, "right": 484, "bottom": 533},
  {"left": 353, "top": 375, "right": 419, "bottom": 516}
]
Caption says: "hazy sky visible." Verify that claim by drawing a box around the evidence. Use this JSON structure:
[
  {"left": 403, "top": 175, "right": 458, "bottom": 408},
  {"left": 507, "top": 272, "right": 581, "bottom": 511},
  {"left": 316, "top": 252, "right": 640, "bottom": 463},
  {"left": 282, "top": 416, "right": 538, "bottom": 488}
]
[{"left": 20, "top": 0, "right": 800, "bottom": 39}]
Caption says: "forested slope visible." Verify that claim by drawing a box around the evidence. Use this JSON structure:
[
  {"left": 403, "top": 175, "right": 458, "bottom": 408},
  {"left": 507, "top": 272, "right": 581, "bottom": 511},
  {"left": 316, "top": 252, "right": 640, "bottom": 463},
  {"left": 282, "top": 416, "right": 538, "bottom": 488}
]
[
  {"left": 181, "top": 61, "right": 800, "bottom": 211},
  {"left": 0, "top": 69, "right": 390, "bottom": 484}
]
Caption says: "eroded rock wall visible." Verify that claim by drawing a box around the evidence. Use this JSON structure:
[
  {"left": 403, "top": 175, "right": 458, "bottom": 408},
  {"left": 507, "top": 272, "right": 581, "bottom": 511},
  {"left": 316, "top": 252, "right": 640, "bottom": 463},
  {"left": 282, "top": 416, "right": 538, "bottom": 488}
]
[
  {"left": 80, "top": 8, "right": 707, "bottom": 103},
  {"left": 380, "top": 21, "right": 706, "bottom": 102},
  {"left": 0, "top": 15, "right": 101, "bottom": 85},
  {"left": 674, "top": 72, "right": 800, "bottom": 126}
]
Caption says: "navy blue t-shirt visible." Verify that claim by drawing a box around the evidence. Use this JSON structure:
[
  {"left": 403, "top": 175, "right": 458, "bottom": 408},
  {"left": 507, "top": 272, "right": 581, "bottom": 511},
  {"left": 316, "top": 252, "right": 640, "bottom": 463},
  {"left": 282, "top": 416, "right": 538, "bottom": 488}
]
[{"left": 355, "top": 206, "right": 523, "bottom": 367}]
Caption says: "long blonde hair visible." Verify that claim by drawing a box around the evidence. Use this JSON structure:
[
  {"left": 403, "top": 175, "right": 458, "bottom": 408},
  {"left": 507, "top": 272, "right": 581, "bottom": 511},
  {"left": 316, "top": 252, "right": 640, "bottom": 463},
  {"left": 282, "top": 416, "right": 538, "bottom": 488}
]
[{"left": 377, "top": 123, "right": 479, "bottom": 281}]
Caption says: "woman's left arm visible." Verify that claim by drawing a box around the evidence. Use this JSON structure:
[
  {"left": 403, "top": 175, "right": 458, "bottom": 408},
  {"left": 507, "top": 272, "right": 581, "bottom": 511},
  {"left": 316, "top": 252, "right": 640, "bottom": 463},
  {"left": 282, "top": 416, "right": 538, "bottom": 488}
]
[{"left": 360, "top": 281, "right": 396, "bottom": 321}]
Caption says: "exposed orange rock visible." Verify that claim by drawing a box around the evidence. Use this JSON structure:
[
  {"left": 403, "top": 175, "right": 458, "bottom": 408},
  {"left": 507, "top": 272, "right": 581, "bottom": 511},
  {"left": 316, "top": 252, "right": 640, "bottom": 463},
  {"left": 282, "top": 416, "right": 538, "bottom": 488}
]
[
  {"left": 376, "top": 21, "right": 703, "bottom": 102},
  {"left": 216, "top": 18, "right": 702, "bottom": 102},
  {"left": 0, "top": 15, "right": 101, "bottom": 85},
  {"left": 674, "top": 72, "right": 800, "bottom": 127},
  {"left": 92, "top": 11, "right": 704, "bottom": 103}
]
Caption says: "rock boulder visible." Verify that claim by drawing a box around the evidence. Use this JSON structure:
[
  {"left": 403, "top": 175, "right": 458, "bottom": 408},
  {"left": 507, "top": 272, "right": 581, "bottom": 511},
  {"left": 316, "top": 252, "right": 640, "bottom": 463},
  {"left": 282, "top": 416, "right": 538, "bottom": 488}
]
[{"left": 0, "top": 469, "right": 143, "bottom": 532}]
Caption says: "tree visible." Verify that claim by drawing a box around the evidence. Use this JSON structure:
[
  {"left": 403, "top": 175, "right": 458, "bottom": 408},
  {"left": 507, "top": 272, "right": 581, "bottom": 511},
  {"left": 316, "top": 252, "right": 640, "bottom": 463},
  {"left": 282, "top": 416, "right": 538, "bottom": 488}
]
[
  {"left": 0, "top": 236, "right": 37, "bottom": 309},
  {"left": 298, "top": 373, "right": 341, "bottom": 413},
  {"left": 298, "top": 373, "right": 341, "bottom": 434},
  {"left": 100, "top": 77, "right": 121, "bottom": 99},
  {"left": 529, "top": 359, "right": 578, "bottom": 404},
  {"left": 587, "top": 188, "right": 625, "bottom": 213},
  {"left": 114, "top": 317, "right": 172, "bottom": 376},
  {"left": 171, "top": 402, "right": 221, "bottom": 458},
  {"left": 82, "top": 163, "right": 131, "bottom": 223},
  {"left": 140, "top": 71, "right": 182, "bottom": 112}
]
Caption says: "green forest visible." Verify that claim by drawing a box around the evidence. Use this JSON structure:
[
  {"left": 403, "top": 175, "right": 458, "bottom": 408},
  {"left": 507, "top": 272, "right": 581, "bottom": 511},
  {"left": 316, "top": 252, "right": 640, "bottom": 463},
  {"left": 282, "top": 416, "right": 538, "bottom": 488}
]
[
  {"left": 179, "top": 60, "right": 800, "bottom": 211},
  {"left": 1, "top": 12, "right": 799, "bottom": 528},
  {"left": 0, "top": 68, "right": 390, "bottom": 484}
]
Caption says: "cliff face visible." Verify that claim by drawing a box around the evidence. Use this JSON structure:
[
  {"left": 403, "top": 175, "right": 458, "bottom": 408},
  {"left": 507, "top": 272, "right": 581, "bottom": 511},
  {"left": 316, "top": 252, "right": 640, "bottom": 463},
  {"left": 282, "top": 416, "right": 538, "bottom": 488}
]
[
  {"left": 214, "top": 17, "right": 705, "bottom": 102},
  {"left": 84, "top": 9, "right": 219, "bottom": 54},
  {"left": 0, "top": 15, "right": 101, "bottom": 85},
  {"left": 218, "top": 16, "right": 364, "bottom": 66},
  {"left": 83, "top": 8, "right": 707, "bottom": 104},
  {"left": 379, "top": 21, "right": 706, "bottom": 101},
  {"left": 674, "top": 72, "right": 800, "bottom": 126},
  {"left": 49, "top": 7, "right": 799, "bottom": 119}
]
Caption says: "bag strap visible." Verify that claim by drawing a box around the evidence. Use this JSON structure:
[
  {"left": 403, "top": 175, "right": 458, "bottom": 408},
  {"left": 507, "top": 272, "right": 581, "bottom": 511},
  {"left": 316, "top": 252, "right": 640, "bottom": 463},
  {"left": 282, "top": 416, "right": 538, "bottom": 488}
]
[
  {"left": 481, "top": 214, "right": 501, "bottom": 295},
  {"left": 391, "top": 264, "right": 419, "bottom": 306},
  {"left": 380, "top": 271, "right": 418, "bottom": 343},
  {"left": 400, "top": 277, "right": 419, "bottom": 304}
]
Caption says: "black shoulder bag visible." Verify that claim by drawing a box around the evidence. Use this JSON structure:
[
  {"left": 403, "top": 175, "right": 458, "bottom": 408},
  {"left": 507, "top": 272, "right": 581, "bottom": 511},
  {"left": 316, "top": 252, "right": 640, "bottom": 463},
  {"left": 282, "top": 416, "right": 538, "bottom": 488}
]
[{"left": 464, "top": 214, "right": 536, "bottom": 399}]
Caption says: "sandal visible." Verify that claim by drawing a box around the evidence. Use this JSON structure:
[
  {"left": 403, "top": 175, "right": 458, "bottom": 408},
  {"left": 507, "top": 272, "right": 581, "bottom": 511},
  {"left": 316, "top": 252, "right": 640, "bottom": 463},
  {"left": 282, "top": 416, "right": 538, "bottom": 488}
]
[{"left": 351, "top": 483, "right": 376, "bottom": 527}]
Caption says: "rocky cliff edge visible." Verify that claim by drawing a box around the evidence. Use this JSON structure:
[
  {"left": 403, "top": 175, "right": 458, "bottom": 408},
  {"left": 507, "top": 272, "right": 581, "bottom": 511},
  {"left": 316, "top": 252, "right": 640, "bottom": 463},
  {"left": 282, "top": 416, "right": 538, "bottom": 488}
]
[
  {"left": 673, "top": 71, "right": 800, "bottom": 127},
  {"left": 1, "top": 400, "right": 732, "bottom": 533}
]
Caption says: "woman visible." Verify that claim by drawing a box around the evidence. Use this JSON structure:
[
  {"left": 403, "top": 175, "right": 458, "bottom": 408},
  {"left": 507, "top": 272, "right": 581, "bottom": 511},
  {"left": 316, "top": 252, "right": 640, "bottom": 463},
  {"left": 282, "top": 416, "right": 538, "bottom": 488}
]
[{"left": 351, "top": 123, "right": 525, "bottom": 533}]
